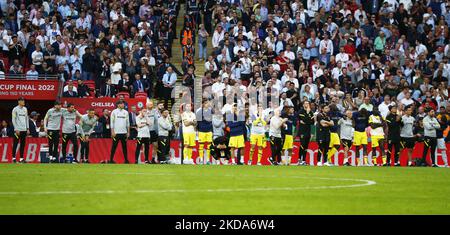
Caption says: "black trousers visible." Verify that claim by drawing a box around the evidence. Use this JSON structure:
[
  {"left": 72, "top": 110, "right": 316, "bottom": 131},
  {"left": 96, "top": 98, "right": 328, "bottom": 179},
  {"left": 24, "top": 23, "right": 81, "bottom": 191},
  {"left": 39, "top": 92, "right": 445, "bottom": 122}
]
[
  {"left": 47, "top": 130, "right": 60, "bottom": 159},
  {"left": 299, "top": 134, "right": 311, "bottom": 162},
  {"left": 423, "top": 137, "right": 437, "bottom": 165},
  {"left": 204, "top": 12, "right": 213, "bottom": 34},
  {"left": 158, "top": 136, "right": 170, "bottom": 162},
  {"left": 270, "top": 136, "right": 282, "bottom": 163},
  {"left": 317, "top": 139, "right": 330, "bottom": 163},
  {"left": 62, "top": 132, "right": 78, "bottom": 160},
  {"left": 387, "top": 141, "right": 401, "bottom": 164},
  {"left": 12, "top": 131, "right": 27, "bottom": 160},
  {"left": 80, "top": 138, "right": 90, "bottom": 160},
  {"left": 110, "top": 134, "right": 128, "bottom": 162},
  {"left": 135, "top": 137, "right": 150, "bottom": 162}
]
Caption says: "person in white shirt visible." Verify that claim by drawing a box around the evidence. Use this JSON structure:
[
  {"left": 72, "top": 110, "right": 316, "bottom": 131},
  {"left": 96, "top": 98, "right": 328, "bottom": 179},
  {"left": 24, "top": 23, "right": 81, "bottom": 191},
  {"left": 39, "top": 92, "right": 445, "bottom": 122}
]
[
  {"left": 300, "top": 77, "right": 318, "bottom": 95},
  {"left": 331, "top": 61, "right": 343, "bottom": 81},
  {"left": 162, "top": 66, "right": 177, "bottom": 102},
  {"left": 158, "top": 109, "right": 173, "bottom": 163},
  {"left": 269, "top": 108, "right": 288, "bottom": 165},
  {"left": 415, "top": 40, "right": 428, "bottom": 56},
  {"left": 400, "top": 0, "right": 413, "bottom": 13},
  {"left": 335, "top": 47, "right": 349, "bottom": 67},
  {"left": 284, "top": 45, "right": 295, "bottom": 61},
  {"left": 212, "top": 25, "right": 224, "bottom": 49},
  {"left": 135, "top": 109, "right": 151, "bottom": 164},
  {"left": 233, "top": 40, "right": 246, "bottom": 57},
  {"left": 26, "top": 65, "right": 39, "bottom": 80},
  {"left": 319, "top": 32, "right": 333, "bottom": 55},
  {"left": 400, "top": 92, "right": 415, "bottom": 107},
  {"left": 378, "top": 95, "right": 396, "bottom": 118},
  {"left": 212, "top": 76, "right": 225, "bottom": 95},
  {"left": 109, "top": 101, "right": 130, "bottom": 164}
]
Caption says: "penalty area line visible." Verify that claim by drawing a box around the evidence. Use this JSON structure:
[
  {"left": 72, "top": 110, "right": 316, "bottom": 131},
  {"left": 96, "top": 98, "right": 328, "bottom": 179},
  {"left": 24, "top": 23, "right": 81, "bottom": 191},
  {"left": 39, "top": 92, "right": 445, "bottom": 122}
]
[{"left": 0, "top": 178, "right": 376, "bottom": 195}]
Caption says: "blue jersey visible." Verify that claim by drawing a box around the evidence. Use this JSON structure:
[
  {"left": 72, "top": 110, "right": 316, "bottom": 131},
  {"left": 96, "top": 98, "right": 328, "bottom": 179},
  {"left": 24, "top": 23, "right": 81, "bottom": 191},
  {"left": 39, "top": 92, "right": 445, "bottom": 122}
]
[
  {"left": 227, "top": 114, "right": 246, "bottom": 137},
  {"left": 353, "top": 112, "right": 370, "bottom": 132},
  {"left": 196, "top": 108, "right": 213, "bottom": 132},
  {"left": 282, "top": 114, "right": 296, "bottom": 135},
  {"left": 329, "top": 111, "right": 343, "bottom": 133}
]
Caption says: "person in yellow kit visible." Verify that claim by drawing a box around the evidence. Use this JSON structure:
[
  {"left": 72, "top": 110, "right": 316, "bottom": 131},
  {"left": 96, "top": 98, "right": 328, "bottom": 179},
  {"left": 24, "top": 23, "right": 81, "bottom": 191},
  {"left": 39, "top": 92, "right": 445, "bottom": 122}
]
[
  {"left": 369, "top": 107, "right": 387, "bottom": 166},
  {"left": 327, "top": 104, "right": 343, "bottom": 166},
  {"left": 249, "top": 105, "right": 267, "bottom": 165},
  {"left": 227, "top": 104, "right": 246, "bottom": 165},
  {"left": 196, "top": 99, "right": 213, "bottom": 165},
  {"left": 181, "top": 103, "right": 197, "bottom": 164},
  {"left": 352, "top": 108, "right": 370, "bottom": 166},
  {"left": 281, "top": 106, "right": 295, "bottom": 165}
]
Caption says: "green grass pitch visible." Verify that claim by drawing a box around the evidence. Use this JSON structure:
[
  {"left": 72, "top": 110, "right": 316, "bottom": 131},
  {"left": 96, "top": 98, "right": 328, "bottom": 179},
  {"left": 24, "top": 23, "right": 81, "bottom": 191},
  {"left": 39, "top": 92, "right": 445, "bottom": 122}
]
[{"left": 0, "top": 164, "right": 449, "bottom": 214}]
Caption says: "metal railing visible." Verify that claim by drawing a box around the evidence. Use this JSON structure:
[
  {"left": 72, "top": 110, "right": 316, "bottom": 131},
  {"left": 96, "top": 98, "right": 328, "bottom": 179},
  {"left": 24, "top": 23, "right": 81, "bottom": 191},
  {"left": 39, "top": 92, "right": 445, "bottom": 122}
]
[{"left": 0, "top": 74, "right": 59, "bottom": 80}]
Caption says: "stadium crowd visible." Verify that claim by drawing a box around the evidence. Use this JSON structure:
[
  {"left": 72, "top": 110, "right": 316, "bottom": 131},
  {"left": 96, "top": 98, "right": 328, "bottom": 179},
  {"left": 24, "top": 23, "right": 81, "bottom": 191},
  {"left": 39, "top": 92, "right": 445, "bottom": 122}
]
[{"left": 2, "top": 0, "right": 450, "bottom": 167}]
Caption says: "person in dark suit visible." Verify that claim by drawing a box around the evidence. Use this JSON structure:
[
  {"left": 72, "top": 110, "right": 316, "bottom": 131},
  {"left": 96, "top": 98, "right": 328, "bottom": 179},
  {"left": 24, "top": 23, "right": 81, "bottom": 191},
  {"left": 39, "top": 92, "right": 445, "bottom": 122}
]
[
  {"left": 77, "top": 79, "right": 90, "bottom": 97},
  {"left": 28, "top": 111, "right": 40, "bottom": 137},
  {"left": 132, "top": 74, "right": 148, "bottom": 94},
  {"left": 128, "top": 106, "right": 138, "bottom": 140},
  {"left": 118, "top": 73, "right": 132, "bottom": 92},
  {"left": 97, "top": 109, "right": 111, "bottom": 138},
  {"left": 99, "top": 78, "right": 117, "bottom": 97},
  {"left": 63, "top": 84, "right": 78, "bottom": 97}
]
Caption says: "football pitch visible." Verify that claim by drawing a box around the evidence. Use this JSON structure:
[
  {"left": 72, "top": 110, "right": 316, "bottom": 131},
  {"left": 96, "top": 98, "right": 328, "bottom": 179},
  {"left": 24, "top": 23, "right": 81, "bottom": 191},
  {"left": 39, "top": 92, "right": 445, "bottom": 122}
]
[{"left": 0, "top": 164, "right": 449, "bottom": 215}]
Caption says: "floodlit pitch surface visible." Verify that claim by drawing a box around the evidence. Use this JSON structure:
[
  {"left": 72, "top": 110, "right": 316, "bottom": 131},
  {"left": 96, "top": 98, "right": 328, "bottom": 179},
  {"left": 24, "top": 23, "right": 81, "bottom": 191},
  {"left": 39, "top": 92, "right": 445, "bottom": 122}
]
[{"left": 0, "top": 165, "right": 449, "bottom": 214}]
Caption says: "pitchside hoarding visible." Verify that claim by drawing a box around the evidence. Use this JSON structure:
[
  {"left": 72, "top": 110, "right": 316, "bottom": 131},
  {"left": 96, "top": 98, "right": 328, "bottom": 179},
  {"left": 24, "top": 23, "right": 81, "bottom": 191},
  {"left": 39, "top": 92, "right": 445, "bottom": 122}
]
[
  {"left": 60, "top": 97, "right": 147, "bottom": 114},
  {"left": 0, "top": 79, "right": 60, "bottom": 100},
  {"left": 0, "top": 138, "right": 446, "bottom": 166}
]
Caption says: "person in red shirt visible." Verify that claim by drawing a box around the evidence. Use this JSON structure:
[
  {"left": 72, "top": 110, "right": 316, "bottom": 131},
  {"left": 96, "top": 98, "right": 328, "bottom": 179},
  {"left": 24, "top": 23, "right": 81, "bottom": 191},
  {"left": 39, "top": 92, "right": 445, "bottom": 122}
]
[
  {"left": 276, "top": 50, "right": 289, "bottom": 73},
  {"left": 344, "top": 38, "right": 357, "bottom": 56},
  {"left": 421, "top": 96, "right": 438, "bottom": 111}
]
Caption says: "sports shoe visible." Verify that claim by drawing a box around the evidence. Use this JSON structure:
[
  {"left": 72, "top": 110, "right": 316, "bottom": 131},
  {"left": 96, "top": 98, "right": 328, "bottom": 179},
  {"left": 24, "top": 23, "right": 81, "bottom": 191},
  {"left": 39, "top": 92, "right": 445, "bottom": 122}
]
[
  {"left": 19, "top": 158, "right": 25, "bottom": 163},
  {"left": 394, "top": 163, "right": 401, "bottom": 167},
  {"left": 12, "top": 158, "right": 16, "bottom": 163},
  {"left": 432, "top": 164, "right": 438, "bottom": 167},
  {"left": 257, "top": 162, "right": 262, "bottom": 166},
  {"left": 317, "top": 162, "right": 323, "bottom": 166},
  {"left": 344, "top": 162, "right": 351, "bottom": 166},
  {"left": 247, "top": 160, "right": 252, "bottom": 165},
  {"left": 324, "top": 162, "right": 332, "bottom": 166},
  {"left": 109, "top": 160, "right": 116, "bottom": 164}
]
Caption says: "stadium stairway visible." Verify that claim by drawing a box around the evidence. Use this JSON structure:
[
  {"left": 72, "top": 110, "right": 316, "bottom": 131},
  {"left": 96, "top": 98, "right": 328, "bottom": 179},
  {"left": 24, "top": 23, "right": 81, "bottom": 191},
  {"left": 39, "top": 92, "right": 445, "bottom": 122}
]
[{"left": 167, "top": 4, "right": 213, "bottom": 118}]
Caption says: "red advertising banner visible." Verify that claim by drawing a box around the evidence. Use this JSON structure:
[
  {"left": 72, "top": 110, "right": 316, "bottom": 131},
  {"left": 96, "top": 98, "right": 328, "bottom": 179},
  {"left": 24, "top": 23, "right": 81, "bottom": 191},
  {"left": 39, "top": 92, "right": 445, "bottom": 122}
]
[
  {"left": 0, "top": 138, "right": 447, "bottom": 166},
  {"left": 60, "top": 97, "right": 147, "bottom": 114},
  {"left": 0, "top": 79, "right": 61, "bottom": 100}
]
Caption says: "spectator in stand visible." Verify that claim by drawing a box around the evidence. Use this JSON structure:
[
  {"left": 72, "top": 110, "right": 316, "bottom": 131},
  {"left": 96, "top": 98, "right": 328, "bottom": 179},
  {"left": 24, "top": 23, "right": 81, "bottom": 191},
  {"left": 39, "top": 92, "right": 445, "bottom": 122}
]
[
  {"left": 77, "top": 79, "right": 90, "bottom": 98},
  {"left": 25, "top": 64, "right": 39, "bottom": 80},
  {"left": 100, "top": 78, "right": 117, "bottom": 98},
  {"left": 28, "top": 111, "right": 40, "bottom": 138},
  {"left": 63, "top": 82, "right": 78, "bottom": 97}
]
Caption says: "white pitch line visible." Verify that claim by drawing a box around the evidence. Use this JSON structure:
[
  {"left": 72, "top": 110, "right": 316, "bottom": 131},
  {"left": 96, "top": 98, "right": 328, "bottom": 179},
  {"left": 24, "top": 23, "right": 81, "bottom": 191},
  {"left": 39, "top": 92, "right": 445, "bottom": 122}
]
[{"left": 0, "top": 177, "right": 376, "bottom": 196}]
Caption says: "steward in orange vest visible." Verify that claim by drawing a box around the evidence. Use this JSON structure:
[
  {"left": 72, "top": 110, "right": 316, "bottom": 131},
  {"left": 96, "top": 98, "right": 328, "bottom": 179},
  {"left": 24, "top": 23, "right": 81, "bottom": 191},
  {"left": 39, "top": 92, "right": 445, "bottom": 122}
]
[{"left": 180, "top": 26, "right": 195, "bottom": 46}]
